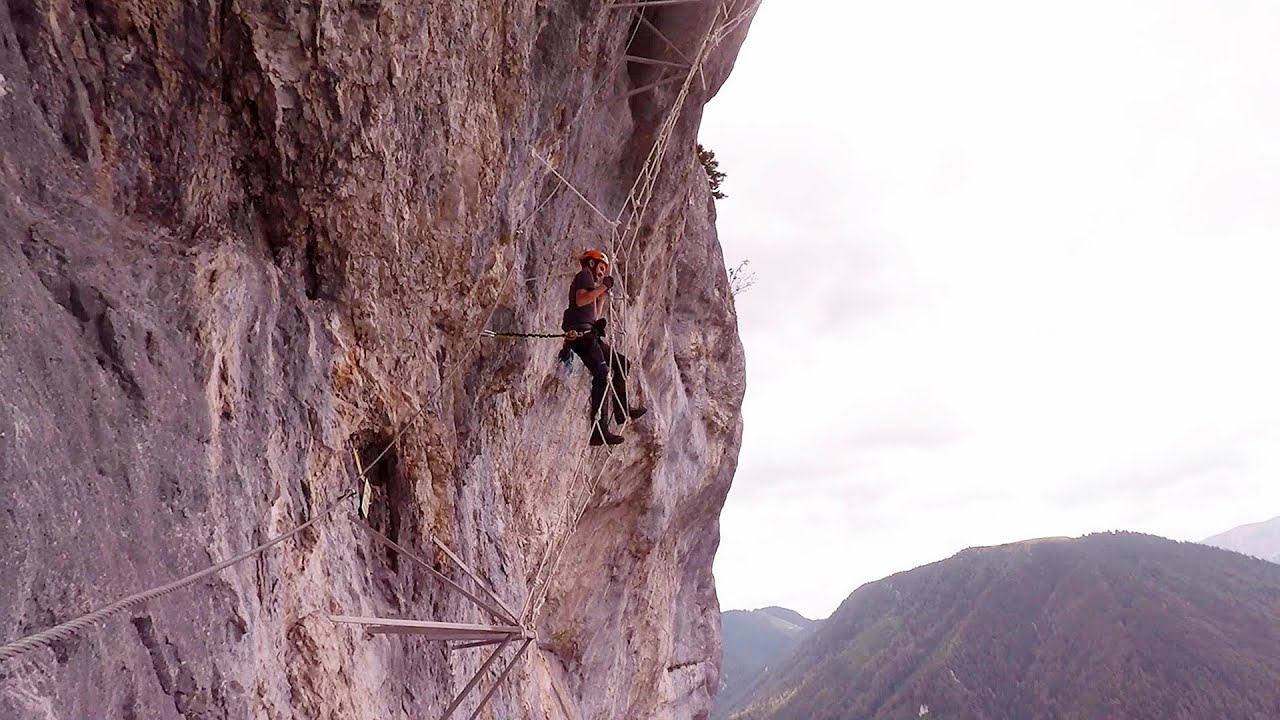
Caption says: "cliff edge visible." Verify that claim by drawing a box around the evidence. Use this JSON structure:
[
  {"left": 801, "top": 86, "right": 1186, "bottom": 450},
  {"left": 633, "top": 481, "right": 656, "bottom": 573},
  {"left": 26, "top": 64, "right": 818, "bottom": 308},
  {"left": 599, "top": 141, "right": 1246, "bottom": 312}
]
[{"left": 0, "top": 1, "right": 755, "bottom": 718}]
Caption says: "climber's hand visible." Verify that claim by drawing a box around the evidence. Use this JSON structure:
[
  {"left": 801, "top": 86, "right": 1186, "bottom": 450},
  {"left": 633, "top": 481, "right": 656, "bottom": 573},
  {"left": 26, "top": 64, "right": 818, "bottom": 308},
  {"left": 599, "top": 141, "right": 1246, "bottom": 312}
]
[{"left": 602, "top": 275, "right": 615, "bottom": 290}]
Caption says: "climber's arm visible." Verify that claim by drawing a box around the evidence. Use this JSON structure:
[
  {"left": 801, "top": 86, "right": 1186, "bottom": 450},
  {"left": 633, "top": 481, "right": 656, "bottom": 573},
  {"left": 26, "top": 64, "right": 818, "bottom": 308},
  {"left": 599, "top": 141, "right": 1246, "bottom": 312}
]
[{"left": 575, "top": 284, "right": 609, "bottom": 307}]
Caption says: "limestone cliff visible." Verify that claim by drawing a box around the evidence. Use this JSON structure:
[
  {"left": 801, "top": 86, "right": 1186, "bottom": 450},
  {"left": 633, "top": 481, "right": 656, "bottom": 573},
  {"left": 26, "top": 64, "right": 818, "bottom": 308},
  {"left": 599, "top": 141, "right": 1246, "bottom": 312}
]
[{"left": 0, "top": 1, "right": 754, "bottom": 718}]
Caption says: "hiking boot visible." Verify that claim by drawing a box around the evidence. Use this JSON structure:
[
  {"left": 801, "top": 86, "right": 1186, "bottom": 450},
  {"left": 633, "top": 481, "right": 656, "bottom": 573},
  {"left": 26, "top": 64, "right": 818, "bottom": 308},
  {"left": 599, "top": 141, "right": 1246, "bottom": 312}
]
[
  {"left": 590, "top": 426, "right": 625, "bottom": 446},
  {"left": 616, "top": 405, "right": 648, "bottom": 424}
]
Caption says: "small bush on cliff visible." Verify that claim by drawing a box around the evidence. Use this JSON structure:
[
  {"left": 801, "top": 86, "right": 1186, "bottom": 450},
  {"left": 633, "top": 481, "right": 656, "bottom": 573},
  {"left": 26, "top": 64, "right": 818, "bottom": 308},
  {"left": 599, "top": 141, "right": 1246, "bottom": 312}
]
[
  {"left": 697, "top": 143, "right": 728, "bottom": 199},
  {"left": 728, "top": 259, "right": 756, "bottom": 296},
  {"left": 543, "top": 627, "right": 583, "bottom": 664}
]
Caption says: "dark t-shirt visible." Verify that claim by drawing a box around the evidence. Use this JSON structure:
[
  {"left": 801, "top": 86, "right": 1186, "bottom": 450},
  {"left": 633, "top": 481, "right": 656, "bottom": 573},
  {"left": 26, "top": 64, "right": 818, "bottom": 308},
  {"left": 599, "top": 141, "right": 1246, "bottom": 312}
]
[{"left": 562, "top": 268, "right": 598, "bottom": 331}]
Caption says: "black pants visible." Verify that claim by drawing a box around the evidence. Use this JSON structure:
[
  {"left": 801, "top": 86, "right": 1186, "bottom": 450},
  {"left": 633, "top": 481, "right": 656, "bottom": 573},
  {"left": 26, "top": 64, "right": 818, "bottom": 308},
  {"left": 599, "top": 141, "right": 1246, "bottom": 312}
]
[{"left": 568, "top": 335, "right": 632, "bottom": 429}]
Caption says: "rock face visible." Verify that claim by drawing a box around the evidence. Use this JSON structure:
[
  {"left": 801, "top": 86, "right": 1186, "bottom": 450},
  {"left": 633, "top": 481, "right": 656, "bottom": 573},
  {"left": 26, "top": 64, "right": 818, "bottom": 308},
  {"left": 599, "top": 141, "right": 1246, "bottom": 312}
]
[{"left": 0, "top": 1, "right": 754, "bottom": 718}]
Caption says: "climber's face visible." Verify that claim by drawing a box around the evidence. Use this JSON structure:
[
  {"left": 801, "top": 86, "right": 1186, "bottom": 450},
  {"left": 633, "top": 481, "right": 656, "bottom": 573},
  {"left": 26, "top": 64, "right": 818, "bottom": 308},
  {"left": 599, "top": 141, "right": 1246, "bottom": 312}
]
[{"left": 592, "top": 261, "right": 609, "bottom": 282}]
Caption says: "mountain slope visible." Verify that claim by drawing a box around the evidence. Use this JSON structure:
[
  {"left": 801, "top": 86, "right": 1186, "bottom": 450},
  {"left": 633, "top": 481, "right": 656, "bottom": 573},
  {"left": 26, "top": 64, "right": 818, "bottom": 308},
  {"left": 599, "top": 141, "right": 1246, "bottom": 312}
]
[
  {"left": 715, "top": 607, "right": 819, "bottom": 718},
  {"left": 1203, "top": 515, "right": 1280, "bottom": 564},
  {"left": 732, "top": 533, "right": 1280, "bottom": 720}
]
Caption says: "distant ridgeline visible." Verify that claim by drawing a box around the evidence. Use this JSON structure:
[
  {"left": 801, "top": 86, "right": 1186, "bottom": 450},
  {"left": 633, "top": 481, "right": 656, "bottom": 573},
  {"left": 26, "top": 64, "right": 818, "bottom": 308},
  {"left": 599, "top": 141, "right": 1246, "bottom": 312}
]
[
  {"left": 715, "top": 607, "right": 821, "bottom": 719},
  {"left": 1201, "top": 515, "right": 1280, "bottom": 564},
  {"left": 725, "top": 533, "right": 1280, "bottom": 720}
]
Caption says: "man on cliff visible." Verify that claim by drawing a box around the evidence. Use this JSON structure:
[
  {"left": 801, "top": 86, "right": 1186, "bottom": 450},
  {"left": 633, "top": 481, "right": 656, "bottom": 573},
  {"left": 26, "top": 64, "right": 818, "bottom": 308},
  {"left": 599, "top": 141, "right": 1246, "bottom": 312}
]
[{"left": 562, "top": 250, "right": 647, "bottom": 446}]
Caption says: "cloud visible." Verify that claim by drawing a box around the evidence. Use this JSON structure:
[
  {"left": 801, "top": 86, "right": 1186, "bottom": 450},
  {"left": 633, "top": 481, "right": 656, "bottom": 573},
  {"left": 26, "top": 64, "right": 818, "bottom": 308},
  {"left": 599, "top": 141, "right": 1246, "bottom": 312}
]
[
  {"left": 1047, "top": 442, "right": 1251, "bottom": 507},
  {"left": 841, "top": 417, "right": 961, "bottom": 451},
  {"left": 705, "top": 0, "right": 1280, "bottom": 619}
]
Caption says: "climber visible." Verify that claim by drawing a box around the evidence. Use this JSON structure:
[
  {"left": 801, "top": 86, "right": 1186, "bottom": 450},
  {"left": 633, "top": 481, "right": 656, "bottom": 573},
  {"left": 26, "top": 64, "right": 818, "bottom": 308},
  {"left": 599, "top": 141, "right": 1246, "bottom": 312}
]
[{"left": 562, "top": 249, "right": 647, "bottom": 446}]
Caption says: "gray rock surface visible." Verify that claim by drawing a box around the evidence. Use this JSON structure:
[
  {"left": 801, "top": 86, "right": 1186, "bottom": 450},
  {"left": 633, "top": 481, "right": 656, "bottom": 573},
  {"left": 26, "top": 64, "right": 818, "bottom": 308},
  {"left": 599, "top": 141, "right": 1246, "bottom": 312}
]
[{"left": 0, "top": 1, "right": 756, "bottom": 718}]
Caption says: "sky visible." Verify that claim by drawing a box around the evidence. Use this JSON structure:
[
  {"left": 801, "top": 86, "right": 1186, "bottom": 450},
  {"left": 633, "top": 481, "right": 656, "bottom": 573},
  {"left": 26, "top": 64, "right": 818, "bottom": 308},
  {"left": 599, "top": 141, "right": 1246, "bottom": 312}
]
[{"left": 701, "top": 0, "right": 1280, "bottom": 620}]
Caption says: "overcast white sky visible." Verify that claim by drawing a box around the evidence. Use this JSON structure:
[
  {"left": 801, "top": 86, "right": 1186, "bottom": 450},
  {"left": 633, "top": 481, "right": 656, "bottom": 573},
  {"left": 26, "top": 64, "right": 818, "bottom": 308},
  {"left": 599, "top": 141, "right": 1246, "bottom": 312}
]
[{"left": 702, "top": 0, "right": 1280, "bottom": 620}]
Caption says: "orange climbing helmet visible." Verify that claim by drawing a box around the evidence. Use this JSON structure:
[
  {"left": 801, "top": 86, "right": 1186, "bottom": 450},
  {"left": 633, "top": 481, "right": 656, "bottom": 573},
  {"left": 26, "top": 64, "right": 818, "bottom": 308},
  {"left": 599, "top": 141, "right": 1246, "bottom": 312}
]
[{"left": 580, "top": 249, "right": 610, "bottom": 266}]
